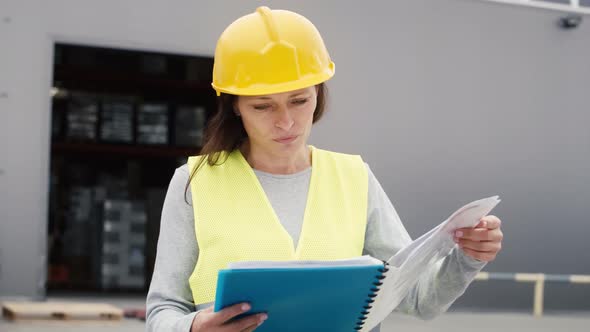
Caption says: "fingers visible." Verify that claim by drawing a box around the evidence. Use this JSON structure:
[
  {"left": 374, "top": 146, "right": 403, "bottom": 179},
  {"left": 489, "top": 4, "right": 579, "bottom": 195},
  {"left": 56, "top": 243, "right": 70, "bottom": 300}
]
[
  {"left": 225, "top": 313, "right": 267, "bottom": 331},
  {"left": 210, "top": 302, "right": 252, "bottom": 325},
  {"left": 241, "top": 325, "right": 259, "bottom": 332},
  {"left": 191, "top": 304, "right": 267, "bottom": 331},
  {"left": 457, "top": 238, "right": 502, "bottom": 253},
  {"left": 454, "top": 215, "right": 503, "bottom": 263},
  {"left": 455, "top": 227, "right": 503, "bottom": 242}
]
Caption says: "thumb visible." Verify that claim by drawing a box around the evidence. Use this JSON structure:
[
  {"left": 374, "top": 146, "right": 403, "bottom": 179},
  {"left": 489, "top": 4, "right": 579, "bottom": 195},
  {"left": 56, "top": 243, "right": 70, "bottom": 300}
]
[
  {"left": 480, "top": 215, "right": 502, "bottom": 229},
  {"left": 475, "top": 219, "right": 487, "bottom": 228}
]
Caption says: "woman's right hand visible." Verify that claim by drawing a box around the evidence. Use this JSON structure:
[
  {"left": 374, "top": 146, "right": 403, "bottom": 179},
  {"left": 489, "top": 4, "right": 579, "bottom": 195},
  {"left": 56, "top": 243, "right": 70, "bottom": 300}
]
[{"left": 191, "top": 303, "right": 267, "bottom": 332}]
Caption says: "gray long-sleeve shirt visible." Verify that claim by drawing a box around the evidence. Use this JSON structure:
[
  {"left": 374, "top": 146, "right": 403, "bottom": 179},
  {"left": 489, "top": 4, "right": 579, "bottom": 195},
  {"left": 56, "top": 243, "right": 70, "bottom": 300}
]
[{"left": 146, "top": 163, "right": 486, "bottom": 332}]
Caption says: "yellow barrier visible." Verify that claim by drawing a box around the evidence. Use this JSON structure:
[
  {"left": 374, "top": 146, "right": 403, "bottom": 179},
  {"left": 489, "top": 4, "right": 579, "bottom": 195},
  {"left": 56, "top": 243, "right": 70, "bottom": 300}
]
[{"left": 475, "top": 272, "right": 590, "bottom": 317}]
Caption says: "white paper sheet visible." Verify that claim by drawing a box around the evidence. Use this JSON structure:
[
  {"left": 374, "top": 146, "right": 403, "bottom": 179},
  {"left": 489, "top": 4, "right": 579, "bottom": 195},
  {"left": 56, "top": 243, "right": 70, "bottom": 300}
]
[
  {"left": 227, "top": 255, "right": 382, "bottom": 269},
  {"left": 360, "top": 196, "right": 501, "bottom": 331}
]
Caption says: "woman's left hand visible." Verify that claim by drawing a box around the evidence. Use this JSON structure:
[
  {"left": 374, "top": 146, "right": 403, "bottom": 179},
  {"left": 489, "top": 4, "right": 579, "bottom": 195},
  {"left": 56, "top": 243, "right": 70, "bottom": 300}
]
[{"left": 454, "top": 215, "right": 503, "bottom": 262}]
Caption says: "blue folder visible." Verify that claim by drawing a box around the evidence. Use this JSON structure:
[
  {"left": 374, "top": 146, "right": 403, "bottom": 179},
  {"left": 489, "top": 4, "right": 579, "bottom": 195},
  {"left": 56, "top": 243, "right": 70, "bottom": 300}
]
[{"left": 214, "top": 260, "right": 386, "bottom": 331}]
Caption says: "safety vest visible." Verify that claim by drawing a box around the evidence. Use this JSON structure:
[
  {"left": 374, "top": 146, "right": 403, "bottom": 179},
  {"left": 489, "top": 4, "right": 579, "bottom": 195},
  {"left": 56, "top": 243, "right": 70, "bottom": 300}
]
[{"left": 187, "top": 146, "right": 368, "bottom": 305}]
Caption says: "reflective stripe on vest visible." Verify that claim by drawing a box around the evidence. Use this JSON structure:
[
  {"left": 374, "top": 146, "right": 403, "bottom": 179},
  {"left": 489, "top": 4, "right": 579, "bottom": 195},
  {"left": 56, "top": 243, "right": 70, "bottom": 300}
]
[{"left": 187, "top": 146, "right": 368, "bottom": 305}]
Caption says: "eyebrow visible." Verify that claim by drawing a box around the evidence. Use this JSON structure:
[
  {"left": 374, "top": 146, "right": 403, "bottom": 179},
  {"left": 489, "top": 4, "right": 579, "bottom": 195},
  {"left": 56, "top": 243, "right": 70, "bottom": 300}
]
[{"left": 252, "top": 92, "right": 308, "bottom": 100}]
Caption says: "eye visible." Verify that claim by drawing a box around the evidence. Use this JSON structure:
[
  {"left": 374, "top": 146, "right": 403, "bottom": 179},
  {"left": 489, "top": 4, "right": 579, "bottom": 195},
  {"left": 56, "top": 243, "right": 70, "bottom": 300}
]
[
  {"left": 253, "top": 104, "right": 271, "bottom": 111},
  {"left": 291, "top": 98, "right": 308, "bottom": 105}
]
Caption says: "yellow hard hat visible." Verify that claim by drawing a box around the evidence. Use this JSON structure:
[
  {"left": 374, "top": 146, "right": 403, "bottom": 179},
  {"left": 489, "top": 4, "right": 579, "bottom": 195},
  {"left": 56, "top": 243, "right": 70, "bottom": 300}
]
[{"left": 211, "top": 6, "right": 335, "bottom": 96}]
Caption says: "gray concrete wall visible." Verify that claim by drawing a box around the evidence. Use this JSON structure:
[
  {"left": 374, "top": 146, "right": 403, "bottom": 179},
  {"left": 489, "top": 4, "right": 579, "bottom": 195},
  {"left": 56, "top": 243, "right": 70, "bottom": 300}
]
[{"left": 1, "top": 0, "right": 588, "bottom": 310}]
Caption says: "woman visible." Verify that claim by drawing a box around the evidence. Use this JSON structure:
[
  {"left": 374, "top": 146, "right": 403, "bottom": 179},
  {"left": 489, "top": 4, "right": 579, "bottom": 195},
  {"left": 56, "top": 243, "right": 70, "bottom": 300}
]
[{"left": 146, "top": 6, "right": 503, "bottom": 332}]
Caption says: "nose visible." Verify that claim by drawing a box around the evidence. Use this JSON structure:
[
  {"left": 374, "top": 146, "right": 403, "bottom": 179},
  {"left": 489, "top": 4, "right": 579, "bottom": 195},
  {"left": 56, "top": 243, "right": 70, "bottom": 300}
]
[{"left": 274, "top": 106, "right": 294, "bottom": 130}]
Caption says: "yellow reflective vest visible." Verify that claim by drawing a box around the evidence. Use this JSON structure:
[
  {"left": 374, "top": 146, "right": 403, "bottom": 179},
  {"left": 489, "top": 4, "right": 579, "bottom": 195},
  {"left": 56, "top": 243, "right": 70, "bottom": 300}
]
[{"left": 187, "top": 146, "right": 368, "bottom": 305}]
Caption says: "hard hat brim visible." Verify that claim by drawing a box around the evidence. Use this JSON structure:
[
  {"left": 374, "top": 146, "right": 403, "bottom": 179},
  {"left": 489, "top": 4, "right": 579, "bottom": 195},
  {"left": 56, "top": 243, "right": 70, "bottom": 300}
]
[{"left": 212, "top": 62, "right": 335, "bottom": 96}]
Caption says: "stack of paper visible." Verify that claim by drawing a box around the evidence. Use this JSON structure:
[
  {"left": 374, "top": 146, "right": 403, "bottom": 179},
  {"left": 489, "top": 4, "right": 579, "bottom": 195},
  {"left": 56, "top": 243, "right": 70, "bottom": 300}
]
[{"left": 361, "top": 196, "right": 501, "bottom": 331}]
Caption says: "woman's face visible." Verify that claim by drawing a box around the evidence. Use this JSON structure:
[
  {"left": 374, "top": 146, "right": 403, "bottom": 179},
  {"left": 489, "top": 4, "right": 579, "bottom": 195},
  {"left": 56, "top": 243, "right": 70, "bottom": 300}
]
[{"left": 235, "top": 86, "right": 317, "bottom": 156}]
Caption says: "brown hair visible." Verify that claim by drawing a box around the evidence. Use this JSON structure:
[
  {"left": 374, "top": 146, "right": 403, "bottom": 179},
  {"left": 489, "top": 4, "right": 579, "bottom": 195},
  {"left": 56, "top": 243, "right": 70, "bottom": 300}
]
[{"left": 184, "top": 83, "right": 328, "bottom": 203}]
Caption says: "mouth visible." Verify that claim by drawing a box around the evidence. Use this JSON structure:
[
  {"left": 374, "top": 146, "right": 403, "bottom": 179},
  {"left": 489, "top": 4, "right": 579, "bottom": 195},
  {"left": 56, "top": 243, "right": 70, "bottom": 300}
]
[{"left": 273, "top": 135, "right": 298, "bottom": 144}]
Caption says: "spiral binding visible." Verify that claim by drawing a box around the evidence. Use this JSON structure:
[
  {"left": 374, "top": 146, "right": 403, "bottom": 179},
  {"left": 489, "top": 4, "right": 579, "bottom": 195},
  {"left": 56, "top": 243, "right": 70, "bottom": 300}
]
[{"left": 354, "top": 261, "right": 389, "bottom": 330}]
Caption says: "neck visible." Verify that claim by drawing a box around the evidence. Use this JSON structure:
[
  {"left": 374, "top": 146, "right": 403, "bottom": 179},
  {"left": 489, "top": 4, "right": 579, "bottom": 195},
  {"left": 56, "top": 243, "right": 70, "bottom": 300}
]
[{"left": 240, "top": 142, "right": 311, "bottom": 174}]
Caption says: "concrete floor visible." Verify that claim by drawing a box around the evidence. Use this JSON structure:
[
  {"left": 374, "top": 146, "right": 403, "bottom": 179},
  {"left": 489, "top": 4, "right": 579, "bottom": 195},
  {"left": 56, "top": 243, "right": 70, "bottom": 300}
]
[
  {"left": 2, "top": 295, "right": 589, "bottom": 331},
  {"left": 3, "top": 312, "right": 590, "bottom": 332}
]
